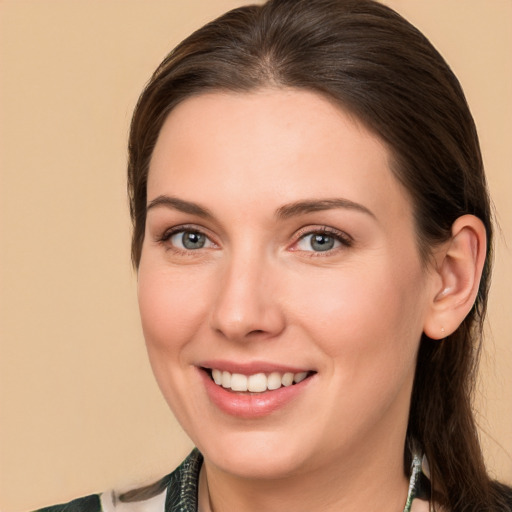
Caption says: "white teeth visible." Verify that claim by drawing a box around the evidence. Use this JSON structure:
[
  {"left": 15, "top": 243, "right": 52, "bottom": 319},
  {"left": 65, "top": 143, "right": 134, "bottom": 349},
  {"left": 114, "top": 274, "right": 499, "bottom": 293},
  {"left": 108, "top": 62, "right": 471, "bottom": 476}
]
[
  {"left": 248, "top": 373, "right": 267, "bottom": 392},
  {"left": 267, "top": 372, "right": 282, "bottom": 390},
  {"left": 221, "top": 371, "right": 231, "bottom": 388},
  {"left": 212, "top": 369, "right": 222, "bottom": 385},
  {"left": 209, "top": 369, "right": 311, "bottom": 393},
  {"left": 294, "top": 371, "right": 308, "bottom": 384},
  {"left": 230, "top": 373, "right": 248, "bottom": 392},
  {"left": 281, "top": 372, "right": 294, "bottom": 387}
]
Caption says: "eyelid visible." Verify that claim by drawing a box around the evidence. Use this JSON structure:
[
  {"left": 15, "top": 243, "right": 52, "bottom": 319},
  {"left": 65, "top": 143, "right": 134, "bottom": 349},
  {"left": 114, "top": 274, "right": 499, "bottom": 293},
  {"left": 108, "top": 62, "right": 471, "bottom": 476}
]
[
  {"left": 290, "top": 226, "right": 353, "bottom": 252},
  {"left": 156, "top": 224, "right": 218, "bottom": 248},
  {"left": 154, "top": 223, "right": 352, "bottom": 253}
]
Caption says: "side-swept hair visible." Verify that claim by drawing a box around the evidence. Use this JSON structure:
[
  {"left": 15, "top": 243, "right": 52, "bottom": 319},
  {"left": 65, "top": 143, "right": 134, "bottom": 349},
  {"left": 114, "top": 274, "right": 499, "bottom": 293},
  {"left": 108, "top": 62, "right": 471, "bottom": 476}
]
[{"left": 127, "top": 1, "right": 511, "bottom": 509}]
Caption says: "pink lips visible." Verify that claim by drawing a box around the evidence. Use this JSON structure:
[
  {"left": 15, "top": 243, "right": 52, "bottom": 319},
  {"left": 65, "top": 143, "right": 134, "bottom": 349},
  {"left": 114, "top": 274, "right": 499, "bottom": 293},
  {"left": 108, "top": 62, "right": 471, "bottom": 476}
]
[{"left": 198, "top": 360, "right": 315, "bottom": 419}]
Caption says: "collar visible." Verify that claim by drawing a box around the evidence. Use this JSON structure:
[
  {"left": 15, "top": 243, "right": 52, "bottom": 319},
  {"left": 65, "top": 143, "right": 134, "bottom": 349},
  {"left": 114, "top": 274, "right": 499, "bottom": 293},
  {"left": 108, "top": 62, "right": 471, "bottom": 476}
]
[{"left": 164, "top": 448, "right": 431, "bottom": 512}]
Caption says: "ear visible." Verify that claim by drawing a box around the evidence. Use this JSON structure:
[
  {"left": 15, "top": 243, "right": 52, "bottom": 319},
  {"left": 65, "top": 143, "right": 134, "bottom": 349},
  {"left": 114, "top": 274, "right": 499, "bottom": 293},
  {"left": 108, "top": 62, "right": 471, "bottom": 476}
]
[{"left": 423, "top": 215, "right": 487, "bottom": 340}]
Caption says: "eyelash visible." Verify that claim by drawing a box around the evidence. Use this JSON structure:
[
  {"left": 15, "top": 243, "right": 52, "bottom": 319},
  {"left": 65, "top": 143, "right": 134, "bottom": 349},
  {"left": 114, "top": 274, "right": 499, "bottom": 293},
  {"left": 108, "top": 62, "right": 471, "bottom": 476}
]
[
  {"left": 156, "top": 225, "right": 217, "bottom": 254},
  {"left": 291, "top": 226, "right": 353, "bottom": 255},
  {"left": 155, "top": 225, "right": 353, "bottom": 255}
]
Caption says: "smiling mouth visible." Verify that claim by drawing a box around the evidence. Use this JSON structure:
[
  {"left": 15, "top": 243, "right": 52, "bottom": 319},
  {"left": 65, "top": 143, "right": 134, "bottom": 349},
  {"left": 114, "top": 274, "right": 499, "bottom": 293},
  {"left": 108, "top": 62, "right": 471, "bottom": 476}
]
[{"left": 203, "top": 368, "right": 316, "bottom": 393}]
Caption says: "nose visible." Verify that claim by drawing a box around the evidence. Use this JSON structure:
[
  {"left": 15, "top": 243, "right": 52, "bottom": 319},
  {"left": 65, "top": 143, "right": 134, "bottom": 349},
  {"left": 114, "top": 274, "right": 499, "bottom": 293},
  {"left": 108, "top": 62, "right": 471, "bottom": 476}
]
[{"left": 209, "top": 251, "right": 286, "bottom": 342}]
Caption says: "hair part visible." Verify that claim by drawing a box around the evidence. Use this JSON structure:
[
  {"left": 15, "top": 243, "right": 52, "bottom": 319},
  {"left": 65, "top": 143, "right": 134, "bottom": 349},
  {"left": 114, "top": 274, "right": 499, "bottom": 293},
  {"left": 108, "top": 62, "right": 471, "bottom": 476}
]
[{"left": 127, "top": 1, "right": 511, "bottom": 509}]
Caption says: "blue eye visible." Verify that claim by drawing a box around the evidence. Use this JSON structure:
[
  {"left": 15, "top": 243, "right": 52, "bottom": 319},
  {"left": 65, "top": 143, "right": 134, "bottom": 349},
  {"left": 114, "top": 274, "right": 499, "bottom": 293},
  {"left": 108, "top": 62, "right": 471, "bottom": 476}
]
[
  {"left": 295, "top": 229, "right": 352, "bottom": 253},
  {"left": 297, "top": 233, "right": 340, "bottom": 252},
  {"left": 169, "top": 230, "right": 213, "bottom": 250}
]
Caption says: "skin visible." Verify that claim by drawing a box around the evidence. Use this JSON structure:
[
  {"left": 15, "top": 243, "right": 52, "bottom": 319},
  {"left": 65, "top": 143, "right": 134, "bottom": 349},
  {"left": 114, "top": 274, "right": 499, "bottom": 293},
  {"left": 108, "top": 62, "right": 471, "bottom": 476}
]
[{"left": 137, "top": 89, "right": 483, "bottom": 512}]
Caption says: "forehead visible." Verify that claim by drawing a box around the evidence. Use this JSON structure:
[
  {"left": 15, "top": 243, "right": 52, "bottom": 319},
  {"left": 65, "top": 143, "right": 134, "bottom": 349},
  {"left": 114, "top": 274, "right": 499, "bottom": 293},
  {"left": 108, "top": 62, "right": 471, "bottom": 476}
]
[{"left": 148, "top": 88, "right": 412, "bottom": 223}]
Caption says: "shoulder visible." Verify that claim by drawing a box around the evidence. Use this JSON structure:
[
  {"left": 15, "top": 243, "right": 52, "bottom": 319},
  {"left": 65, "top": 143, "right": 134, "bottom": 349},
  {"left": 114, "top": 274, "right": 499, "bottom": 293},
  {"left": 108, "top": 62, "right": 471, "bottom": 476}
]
[
  {"left": 410, "top": 499, "right": 430, "bottom": 512},
  {"left": 35, "top": 494, "right": 101, "bottom": 512},
  {"left": 32, "top": 449, "right": 203, "bottom": 512},
  {"left": 33, "top": 489, "right": 167, "bottom": 512}
]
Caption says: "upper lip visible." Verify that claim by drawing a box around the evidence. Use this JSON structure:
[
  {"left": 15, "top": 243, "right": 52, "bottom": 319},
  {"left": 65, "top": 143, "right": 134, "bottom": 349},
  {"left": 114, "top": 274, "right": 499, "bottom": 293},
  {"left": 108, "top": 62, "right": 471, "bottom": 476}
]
[{"left": 198, "top": 360, "right": 314, "bottom": 375}]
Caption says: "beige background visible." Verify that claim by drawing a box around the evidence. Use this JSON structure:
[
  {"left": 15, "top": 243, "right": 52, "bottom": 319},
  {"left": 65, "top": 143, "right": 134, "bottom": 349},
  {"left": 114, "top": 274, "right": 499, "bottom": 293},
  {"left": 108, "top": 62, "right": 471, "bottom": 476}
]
[{"left": 0, "top": 1, "right": 511, "bottom": 510}]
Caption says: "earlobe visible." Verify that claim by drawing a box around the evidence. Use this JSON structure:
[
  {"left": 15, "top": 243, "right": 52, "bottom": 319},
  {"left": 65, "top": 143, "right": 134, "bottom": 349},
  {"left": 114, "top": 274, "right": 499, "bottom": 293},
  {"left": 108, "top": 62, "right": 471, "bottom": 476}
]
[{"left": 423, "top": 215, "right": 487, "bottom": 340}]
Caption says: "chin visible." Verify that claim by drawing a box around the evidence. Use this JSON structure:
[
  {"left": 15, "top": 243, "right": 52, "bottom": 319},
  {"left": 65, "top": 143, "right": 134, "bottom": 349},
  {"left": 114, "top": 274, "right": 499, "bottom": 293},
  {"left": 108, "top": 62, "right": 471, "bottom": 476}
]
[{"left": 196, "top": 429, "right": 314, "bottom": 480}]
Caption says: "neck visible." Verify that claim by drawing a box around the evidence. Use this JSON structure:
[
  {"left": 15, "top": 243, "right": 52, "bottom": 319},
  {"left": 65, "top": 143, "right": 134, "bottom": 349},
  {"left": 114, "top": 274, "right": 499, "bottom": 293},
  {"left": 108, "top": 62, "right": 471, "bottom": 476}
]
[{"left": 200, "top": 437, "right": 410, "bottom": 512}]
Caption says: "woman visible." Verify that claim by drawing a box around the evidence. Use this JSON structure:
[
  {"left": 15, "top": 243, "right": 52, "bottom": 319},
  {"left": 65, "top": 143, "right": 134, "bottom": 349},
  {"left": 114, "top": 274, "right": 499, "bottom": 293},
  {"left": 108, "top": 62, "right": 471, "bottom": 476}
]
[{"left": 37, "top": 0, "right": 511, "bottom": 511}]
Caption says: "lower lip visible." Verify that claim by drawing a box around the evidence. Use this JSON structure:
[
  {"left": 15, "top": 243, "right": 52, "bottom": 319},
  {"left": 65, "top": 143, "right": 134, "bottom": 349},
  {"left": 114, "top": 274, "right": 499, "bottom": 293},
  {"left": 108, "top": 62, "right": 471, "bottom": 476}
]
[{"left": 199, "top": 369, "right": 314, "bottom": 419}]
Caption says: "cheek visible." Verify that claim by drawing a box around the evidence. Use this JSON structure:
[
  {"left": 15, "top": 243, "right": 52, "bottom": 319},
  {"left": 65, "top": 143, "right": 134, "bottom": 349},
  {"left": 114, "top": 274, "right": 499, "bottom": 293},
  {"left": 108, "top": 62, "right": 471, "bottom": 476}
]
[
  {"left": 136, "top": 258, "right": 215, "bottom": 421},
  {"left": 286, "top": 255, "right": 426, "bottom": 372},
  {"left": 137, "top": 260, "right": 211, "bottom": 355}
]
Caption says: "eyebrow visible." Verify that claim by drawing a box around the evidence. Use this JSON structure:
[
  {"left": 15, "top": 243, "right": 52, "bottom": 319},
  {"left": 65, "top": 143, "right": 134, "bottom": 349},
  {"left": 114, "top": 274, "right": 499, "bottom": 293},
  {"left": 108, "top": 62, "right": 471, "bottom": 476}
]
[
  {"left": 146, "top": 195, "right": 375, "bottom": 220},
  {"left": 146, "top": 195, "right": 213, "bottom": 218},
  {"left": 276, "top": 198, "right": 375, "bottom": 219}
]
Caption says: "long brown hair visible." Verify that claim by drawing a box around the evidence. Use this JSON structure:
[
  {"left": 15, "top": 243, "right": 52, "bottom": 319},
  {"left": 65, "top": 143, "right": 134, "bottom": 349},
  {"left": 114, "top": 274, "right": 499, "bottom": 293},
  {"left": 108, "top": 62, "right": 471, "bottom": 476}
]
[{"left": 127, "top": 1, "right": 511, "bottom": 509}]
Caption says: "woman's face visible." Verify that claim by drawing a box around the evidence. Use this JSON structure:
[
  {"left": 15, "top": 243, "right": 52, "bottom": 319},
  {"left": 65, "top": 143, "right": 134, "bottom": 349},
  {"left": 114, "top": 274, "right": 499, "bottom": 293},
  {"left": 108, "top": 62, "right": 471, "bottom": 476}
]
[{"left": 138, "top": 89, "right": 435, "bottom": 480}]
